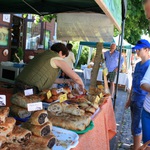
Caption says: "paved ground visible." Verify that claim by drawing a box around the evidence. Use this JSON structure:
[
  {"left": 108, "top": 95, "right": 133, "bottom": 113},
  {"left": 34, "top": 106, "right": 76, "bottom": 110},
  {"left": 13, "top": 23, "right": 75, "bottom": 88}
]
[{"left": 75, "top": 70, "right": 133, "bottom": 150}]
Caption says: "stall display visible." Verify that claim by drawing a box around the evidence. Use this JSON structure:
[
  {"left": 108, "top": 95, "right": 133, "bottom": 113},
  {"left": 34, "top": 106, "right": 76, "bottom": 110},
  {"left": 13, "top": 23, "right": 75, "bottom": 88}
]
[{"left": 0, "top": 107, "right": 56, "bottom": 150}]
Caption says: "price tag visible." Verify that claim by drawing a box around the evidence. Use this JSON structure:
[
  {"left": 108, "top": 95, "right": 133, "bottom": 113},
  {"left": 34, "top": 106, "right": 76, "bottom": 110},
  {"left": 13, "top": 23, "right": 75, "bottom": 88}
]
[
  {"left": 47, "top": 90, "right": 52, "bottom": 99},
  {"left": 56, "top": 88, "right": 64, "bottom": 94},
  {"left": 95, "top": 95, "right": 100, "bottom": 104},
  {"left": 59, "top": 94, "right": 67, "bottom": 103},
  {"left": 99, "top": 93, "right": 103, "bottom": 98},
  {"left": 24, "top": 89, "right": 33, "bottom": 96},
  {"left": 27, "top": 102, "right": 43, "bottom": 111},
  {"left": 0, "top": 95, "right": 6, "bottom": 106}
]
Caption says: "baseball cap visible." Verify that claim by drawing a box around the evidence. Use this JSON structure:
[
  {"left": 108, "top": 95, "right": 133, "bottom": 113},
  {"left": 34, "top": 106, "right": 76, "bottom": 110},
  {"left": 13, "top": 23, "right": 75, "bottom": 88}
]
[{"left": 132, "top": 39, "right": 150, "bottom": 50}]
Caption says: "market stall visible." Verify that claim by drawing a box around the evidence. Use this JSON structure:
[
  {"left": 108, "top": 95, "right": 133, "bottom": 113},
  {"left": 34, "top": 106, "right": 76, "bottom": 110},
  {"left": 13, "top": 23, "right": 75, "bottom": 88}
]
[
  {"left": 73, "top": 97, "right": 116, "bottom": 150},
  {"left": 0, "top": 0, "right": 127, "bottom": 149}
]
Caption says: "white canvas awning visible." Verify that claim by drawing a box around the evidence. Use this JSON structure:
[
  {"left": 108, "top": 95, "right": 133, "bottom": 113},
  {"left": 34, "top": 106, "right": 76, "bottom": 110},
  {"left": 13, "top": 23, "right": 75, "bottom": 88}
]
[{"left": 57, "top": 13, "right": 114, "bottom": 42}]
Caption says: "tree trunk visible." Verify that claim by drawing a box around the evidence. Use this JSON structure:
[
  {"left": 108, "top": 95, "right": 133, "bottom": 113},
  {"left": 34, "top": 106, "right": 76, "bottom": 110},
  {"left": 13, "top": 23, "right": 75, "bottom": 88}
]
[{"left": 89, "top": 42, "right": 103, "bottom": 91}]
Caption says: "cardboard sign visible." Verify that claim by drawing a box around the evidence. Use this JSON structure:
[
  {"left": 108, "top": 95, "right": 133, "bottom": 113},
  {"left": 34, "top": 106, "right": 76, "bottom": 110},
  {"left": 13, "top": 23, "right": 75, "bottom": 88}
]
[
  {"left": 47, "top": 90, "right": 52, "bottom": 99},
  {"left": 59, "top": 94, "right": 67, "bottom": 103},
  {"left": 99, "top": 93, "right": 103, "bottom": 98},
  {"left": 24, "top": 89, "right": 33, "bottom": 96},
  {"left": 56, "top": 88, "right": 64, "bottom": 94},
  {"left": 0, "top": 95, "right": 6, "bottom": 106},
  {"left": 27, "top": 102, "right": 43, "bottom": 111}
]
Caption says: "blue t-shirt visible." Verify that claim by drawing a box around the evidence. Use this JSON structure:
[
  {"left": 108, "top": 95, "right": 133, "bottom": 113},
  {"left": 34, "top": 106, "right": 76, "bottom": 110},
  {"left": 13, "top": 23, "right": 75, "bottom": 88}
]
[{"left": 132, "top": 60, "right": 150, "bottom": 101}]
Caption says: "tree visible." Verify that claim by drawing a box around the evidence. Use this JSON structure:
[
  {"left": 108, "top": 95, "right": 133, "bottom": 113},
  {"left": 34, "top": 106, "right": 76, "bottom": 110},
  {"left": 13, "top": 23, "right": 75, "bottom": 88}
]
[{"left": 124, "top": 0, "right": 150, "bottom": 45}]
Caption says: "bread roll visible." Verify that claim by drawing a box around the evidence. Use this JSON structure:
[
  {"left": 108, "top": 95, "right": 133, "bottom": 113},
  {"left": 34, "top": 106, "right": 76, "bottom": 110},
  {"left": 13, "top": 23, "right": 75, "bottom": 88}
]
[
  {"left": 31, "top": 134, "right": 56, "bottom": 149},
  {"left": 8, "top": 126, "right": 31, "bottom": 143},
  {"left": 22, "top": 121, "right": 52, "bottom": 137},
  {"left": 11, "top": 93, "right": 42, "bottom": 108},
  {"left": 0, "top": 136, "right": 7, "bottom": 148},
  {"left": 29, "top": 110, "right": 48, "bottom": 125},
  {"left": 51, "top": 88, "right": 58, "bottom": 96},
  {"left": 1, "top": 143, "right": 22, "bottom": 150},
  {"left": 0, "top": 107, "right": 9, "bottom": 124},
  {"left": 49, "top": 115, "right": 91, "bottom": 131},
  {"left": 23, "top": 140, "right": 50, "bottom": 150},
  {"left": 10, "top": 105, "right": 31, "bottom": 119},
  {"left": 0, "top": 117, "right": 16, "bottom": 137},
  {"left": 48, "top": 102, "right": 85, "bottom": 116}
]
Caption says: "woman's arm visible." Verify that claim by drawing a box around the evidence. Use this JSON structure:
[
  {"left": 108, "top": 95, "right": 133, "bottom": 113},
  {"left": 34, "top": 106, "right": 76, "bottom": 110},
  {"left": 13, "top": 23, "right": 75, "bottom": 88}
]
[{"left": 54, "top": 59, "right": 84, "bottom": 91}]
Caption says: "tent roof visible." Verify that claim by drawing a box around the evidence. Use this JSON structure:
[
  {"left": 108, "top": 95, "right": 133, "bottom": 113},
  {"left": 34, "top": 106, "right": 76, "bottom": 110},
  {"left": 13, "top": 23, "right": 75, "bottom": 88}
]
[
  {"left": 80, "top": 39, "right": 132, "bottom": 49},
  {"left": 0, "top": 0, "right": 104, "bottom": 15}
]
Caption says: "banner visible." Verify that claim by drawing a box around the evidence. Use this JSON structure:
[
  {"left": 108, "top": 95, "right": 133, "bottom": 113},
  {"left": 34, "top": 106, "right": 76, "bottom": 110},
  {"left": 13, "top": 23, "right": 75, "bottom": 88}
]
[{"left": 95, "top": 0, "right": 122, "bottom": 31}]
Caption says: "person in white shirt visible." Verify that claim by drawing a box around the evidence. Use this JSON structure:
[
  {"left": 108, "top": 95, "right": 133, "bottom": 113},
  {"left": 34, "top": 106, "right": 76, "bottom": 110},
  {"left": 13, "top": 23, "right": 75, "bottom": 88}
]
[
  {"left": 140, "top": 65, "right": 150, "bottom": 145},
  {"left": 64, "top": 43, "right": 75, "bottom": 69}
]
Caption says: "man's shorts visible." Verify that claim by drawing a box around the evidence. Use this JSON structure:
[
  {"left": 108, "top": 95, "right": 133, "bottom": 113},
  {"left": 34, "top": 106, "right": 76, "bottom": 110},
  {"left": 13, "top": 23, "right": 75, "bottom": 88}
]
[
  {"left": 130, "top": 100, "right": 144, "bottom": 136},
  {"left": 142, "top": 109, "right": 150, "bottom": 143},
  {"left": 107, "top": 71, "right": 116, "bottom": 82}
]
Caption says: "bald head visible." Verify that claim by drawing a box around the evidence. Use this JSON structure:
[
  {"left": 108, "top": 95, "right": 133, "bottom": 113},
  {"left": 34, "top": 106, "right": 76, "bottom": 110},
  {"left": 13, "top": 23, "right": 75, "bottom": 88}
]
[{"left": 110, "top": 43, "right": 116, "bottom": 53}]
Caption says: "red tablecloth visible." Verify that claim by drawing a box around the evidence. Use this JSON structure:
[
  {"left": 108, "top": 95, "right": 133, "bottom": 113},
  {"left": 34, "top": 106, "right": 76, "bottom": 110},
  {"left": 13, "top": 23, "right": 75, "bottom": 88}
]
[{"left": 72, "top": 97, "right": 116, "bottom": 150}]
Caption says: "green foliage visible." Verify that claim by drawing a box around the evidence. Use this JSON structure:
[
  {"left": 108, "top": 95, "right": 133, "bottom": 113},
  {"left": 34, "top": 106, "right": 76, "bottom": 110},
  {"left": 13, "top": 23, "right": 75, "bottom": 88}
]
[
  {"left": 23, "top": 14, "right": 56, "bottom": 24},
  {"left": 124, "top": 0, "right": 150, "bottom": 44},
  {"left": 70, "top": 41, "right": 89, "bottom": 68},
  {"left": 14, "top": 47, "right": 24, "bottom": 63}
]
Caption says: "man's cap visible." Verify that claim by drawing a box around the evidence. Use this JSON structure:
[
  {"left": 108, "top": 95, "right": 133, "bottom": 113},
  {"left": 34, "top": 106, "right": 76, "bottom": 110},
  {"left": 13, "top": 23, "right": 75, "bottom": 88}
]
[{"left": 132, "top": 39, "right": 150, "bottom": 50}]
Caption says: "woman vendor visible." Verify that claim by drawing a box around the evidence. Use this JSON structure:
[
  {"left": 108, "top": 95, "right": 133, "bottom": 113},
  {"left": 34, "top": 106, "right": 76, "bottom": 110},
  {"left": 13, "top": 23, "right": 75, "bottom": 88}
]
[{"left": 15, "top": 43, "right": 84, "bottom": 94}]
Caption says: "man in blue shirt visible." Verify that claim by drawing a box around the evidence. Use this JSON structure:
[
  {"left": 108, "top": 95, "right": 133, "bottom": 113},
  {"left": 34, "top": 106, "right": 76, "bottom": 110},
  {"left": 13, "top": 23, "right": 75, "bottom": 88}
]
[{"left": 104, "top": 43, "right": 124, "bottom": 99}]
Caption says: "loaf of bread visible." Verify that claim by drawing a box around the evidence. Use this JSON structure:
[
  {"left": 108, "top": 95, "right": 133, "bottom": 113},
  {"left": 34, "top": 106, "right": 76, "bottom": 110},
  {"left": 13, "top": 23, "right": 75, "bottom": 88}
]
[
  {"left": 0, "top": 136, "right": 7, "bottom": 148},
  {"left": 8, "top": 126, "right": 32, "bottom": 143},
  {"left": 31, "top": 134, "right": 56, "bottom": 149},
  {"left": 48, "top": 102, "right": 85, "bottom": 116},
  {"left": 29, "top": 110, "right": 48, "bottom": 125},
  {"left": 10, "top": 105, "right": 31, "bottom": 119},
  {"left": 22, "top": 121, "right": 52, "bottom": 137},
  {"left": 11, "top": 93, "right": 42, "bottom": 108},
  {"left": 49, "top": 114, "right": 91, "bottom": 131},
  {"left": 0, "top": 107, "right": 9, "bottom": 124},
  {"left": 1, "top": 142, "right": 22, "bottom": 150},
  {"left": 0, "top": 117, "right": 16, "bottom": 137},
  {"left": 22, "top": 140, "right": 50, "bottom": 150}
]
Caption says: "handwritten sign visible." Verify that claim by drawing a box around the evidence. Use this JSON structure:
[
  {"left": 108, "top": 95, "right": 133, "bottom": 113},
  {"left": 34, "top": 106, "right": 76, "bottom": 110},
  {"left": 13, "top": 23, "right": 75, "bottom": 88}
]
[
  {"left": 47, "top": 90, "right": 52, "bottom": 99},
  {"left": 56, "top": 88, "right": 64, "bottom": 94},
  {"left": 24, "top": 89, "right": 33, "bottom": 96},
  {"left": 27, "top": 102, "right": 43, "bottom": 111},
  {"left": 59, "top": 94, "right": 67, "bottom": 103},
  {"left": 0, "top": 95, "right": 6, "bottom": 106}
]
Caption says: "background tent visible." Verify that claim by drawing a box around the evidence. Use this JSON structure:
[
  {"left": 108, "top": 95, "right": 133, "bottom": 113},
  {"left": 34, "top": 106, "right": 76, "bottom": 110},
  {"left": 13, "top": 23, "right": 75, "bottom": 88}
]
[{"left": 75, "top": 39, "right": 132, "bottom": 71}]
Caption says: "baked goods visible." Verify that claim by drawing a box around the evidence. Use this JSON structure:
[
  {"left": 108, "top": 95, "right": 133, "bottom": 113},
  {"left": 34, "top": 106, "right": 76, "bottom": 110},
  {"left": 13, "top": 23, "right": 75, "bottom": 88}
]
[
  {"left": 1, "top": 142, "right": 22, "bottom": 150},
  {"left": 11, "top": 93, "right": 42, "bottom": 108},
  {"left": 29, "top": 110, "right": 48, "bottom": 125},
  {"left": 22, "top": 140, "right": 50, "bottom": 150},
  {"left": 0, "top": 117, "right": 16, "bottom": 137},
  {"left": 10, "top": 105, "right": 31, "bottom": 119},
  {"left": 48, "top": 102, "right": 85, "bottom": 116},
  {"left": 0, "top": 136, "right": 7, "bottom": 147},
  {"left": 31, "top": 134, "right": 56, "bottom": 149},
  {"left": 8, "top": 126, "right": 32, "bottom": 143},
  {"left": 49, "top": 115, "right": 91, "bottom": 131},
  {"left": 22, "top": 121, "right": 52, "bottom": 137},
  {"left": 0, "top": 107, "right": 9, "bottom": 124}
]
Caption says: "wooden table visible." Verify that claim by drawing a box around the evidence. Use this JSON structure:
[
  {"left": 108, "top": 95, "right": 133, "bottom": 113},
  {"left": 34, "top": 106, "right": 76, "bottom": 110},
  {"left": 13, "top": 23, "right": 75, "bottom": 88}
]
[{"left": 72, "top": 97, "right": 116, "bottom": 150}]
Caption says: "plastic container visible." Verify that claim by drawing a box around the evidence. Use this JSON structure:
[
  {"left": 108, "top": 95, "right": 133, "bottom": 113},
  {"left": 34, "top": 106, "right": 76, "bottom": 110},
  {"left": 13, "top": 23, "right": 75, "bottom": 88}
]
[{"left": 52, "top": 126, "right": 79, "bottom": 150}]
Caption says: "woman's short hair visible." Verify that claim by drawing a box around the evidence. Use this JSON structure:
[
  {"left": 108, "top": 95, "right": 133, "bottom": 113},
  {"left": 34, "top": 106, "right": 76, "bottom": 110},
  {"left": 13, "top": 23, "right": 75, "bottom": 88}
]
[
  {"left": 66, "top": 43, "right": 73, "bottom": 51},
  {"left": 51, "top": 43, "right": 69, "bottom": 57}
]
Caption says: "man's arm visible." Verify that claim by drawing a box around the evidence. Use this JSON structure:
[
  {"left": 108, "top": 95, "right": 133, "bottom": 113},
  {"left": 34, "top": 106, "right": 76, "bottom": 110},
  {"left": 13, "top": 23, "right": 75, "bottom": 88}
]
[{"left": 141, "top": 65, "right": 150, "bottom": 92}]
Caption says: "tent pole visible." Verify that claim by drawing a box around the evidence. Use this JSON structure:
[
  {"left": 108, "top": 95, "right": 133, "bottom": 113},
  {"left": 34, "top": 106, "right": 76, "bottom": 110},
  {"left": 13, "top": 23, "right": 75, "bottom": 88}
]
[{"left": 113, "top": 0, "right": 127, "bottom": 110}]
